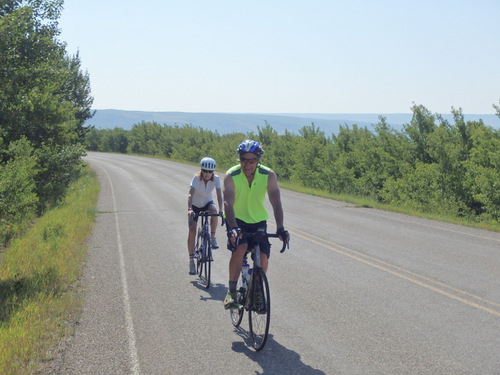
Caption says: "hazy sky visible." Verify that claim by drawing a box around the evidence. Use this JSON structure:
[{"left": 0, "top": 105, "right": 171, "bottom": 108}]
[{"left": 59, "top": 0, "right": 500, "bottom": 114}]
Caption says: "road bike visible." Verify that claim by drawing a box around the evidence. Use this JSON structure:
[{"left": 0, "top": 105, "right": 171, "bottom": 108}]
[
  {"left": 230, "top": 228, "right": 288, "bottom": 351},
  {"left": 193, "top": 211, "right": 223, "bottom": 289}
]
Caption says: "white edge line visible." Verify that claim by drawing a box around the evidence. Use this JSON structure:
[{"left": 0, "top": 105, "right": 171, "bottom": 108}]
[{"left": 102, "top": 167, "right": 141, "bottom": 375}]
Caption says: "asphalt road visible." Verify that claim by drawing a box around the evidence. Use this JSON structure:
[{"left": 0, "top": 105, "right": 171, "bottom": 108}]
[{"left": 44, "top": 152, "right": 500, "bottom": 374}]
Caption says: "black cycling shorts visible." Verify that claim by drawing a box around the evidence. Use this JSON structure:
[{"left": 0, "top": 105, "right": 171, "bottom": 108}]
[
  {"left": 236, "top": 219, "right": 271, "bottom": 259},
  {"left": 192, "top": 201, "right": 215, "bottom": 222}
]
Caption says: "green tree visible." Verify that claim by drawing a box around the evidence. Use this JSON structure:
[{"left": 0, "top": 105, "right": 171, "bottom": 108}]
[
  {"left": 403, "top": 104, "right": 437, "bottom": 164},
  {"left": 0, "top": 137, "right": 38, "bottom": 224},
  {"left": 463, "top": 124, "right": 500, "bottom": 220},
  {"left": 127, "top": 121, "right": 163, "bottom": 155},
  {"left": 329, "top": 124, "right": 370, "bottom": 195},
  {"left": 493, "top": 99, "right": 500, "bottom": 118},
  {"left": 213, "top": 132, "right": 246, "bottom": 171},
  {"left": 0, "top": 0, "right": 93, "bottom": 148},
  {"left": 1, "top": 1, "right": 73, "bottom": 147},
  {"left": 373, "top": 117, "right": 408, "bottom": 180},
  {"left": 258, "top": 123, "right": 296, "bottom": 180},
  {"left": 291, "top": 124, "right": 331, "bottom": 190},
  {"left": 99, "top": 128, "right": 129, "bottom": 153},
  {"left": 0, "top": 0, "right": 94, "bottom": 241}
]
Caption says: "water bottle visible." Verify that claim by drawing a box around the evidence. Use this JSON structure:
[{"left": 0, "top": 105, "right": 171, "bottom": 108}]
[{"left": 242, "top": 261, "right": 250, "bottom": 288}]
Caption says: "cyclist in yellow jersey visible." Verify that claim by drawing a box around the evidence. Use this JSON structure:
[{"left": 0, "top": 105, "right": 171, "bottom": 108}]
[{"left": 223, "top": 140, "right": 289, "bottom": 310}]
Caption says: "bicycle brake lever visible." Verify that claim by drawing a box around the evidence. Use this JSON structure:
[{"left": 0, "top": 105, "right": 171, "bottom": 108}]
[
  {"left": 279, "top": 232, "right": 290, "bottom": 253},
  {"left": 280, "top": 240, "right": 288, "bottom": 253}
]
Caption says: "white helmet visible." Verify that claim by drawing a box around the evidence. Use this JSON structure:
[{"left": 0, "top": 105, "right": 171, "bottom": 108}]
[{"left": 200, "top": 157, "right": 216, "bottom": 171}]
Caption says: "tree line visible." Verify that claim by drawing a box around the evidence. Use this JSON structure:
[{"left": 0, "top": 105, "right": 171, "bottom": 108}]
[
  {"left": 87, "top": 103, "right": 500, "bottom": 225},
  {"left": 0, "top": 0, "right": 94, "bottom": 245}
]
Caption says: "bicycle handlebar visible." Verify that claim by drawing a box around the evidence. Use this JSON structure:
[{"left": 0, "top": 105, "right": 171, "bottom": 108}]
[
  {"left": 197, "top": 211, "right": 222, "bottom": 217},
  {"left": 267, "top": 233, "right": 289, "bottom": 253},
  {"left": 235, "top": 230, "right": 289, "bottom": 253},
  {"left": 197, "top": 211, "right": 226, "bottom": 226}
]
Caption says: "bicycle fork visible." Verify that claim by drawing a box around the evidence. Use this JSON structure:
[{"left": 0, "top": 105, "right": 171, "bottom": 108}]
[{"left": 245, "top": 269, "right": 265, "bottom": 311}]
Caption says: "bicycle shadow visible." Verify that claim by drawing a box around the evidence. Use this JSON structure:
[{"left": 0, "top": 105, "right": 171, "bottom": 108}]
[
  {"left": 232, "top": 331, "right": 326, "bottom": 375},
  {"left": 190, "top": 279, "right": 227, "bottom": 303}
]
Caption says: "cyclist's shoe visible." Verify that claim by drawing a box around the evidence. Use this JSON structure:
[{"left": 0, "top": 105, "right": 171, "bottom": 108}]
[
  {"left": 211, "top": 236, "right": 219, "bottom": 249},
  {"left": 224, "top": 291, "right": 242, "bottom": 310},
  {"left": 189, "top": 260, "right": 196, "bottom": 275},
  {"left": 254, "top": 287, "right": 266, "bottom": 314}
]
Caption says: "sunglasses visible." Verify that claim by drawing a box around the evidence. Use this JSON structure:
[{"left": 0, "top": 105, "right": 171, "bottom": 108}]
[
  {"left": 240, "top": 157, "right": 259, "bottom": 164},
  {"left": 202, "top": 169, "right": 214, "bottom": 173}
]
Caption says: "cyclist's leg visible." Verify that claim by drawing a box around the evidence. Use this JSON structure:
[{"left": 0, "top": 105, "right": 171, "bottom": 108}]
[
  {"left": 187, "top": 218, "right": 197, "bottom": 257},
  {"left": 208, "top": 203, "right": 219, "bottom": 248},
  {"left": 229, "top": 242, "right": 247, "bottom": 282},
  {"left": 187, "top": 212, "right": 199, "bottom": 275},
  {"left": 208, "top": 202, "right": 218, "bottom": 235},
  {"left": 258, "top": 225, "right": 271, "bottom": 273},
  {"left": 188, "top": 205, "right": 202, "bottom": 255},
  {"left": 259, "top": 253, "right": 268, "bottom": 274},
  {"left": 224, "top": 242, "right": 247, "bottom": 309}
]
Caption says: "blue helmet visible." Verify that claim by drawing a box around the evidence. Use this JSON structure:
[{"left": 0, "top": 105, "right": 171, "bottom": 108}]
[{"left": 237, "top": 140, "right": 264, "bottom": 159}]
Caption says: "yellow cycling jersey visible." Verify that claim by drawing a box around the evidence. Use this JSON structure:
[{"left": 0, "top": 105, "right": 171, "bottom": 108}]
[{"left": 227, "top": 164, "right": 270, "bottom": 224}]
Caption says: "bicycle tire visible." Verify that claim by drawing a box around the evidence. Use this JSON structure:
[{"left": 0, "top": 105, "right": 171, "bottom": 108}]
[
  {"left": 197, "top": 232, "right": 209, "bottom": 288},
  {"left": 248, "top": 270, "right": 270, "bottom": 351},
  {"left": 230, "top": 276, "right": 245, "bottom": 327},
  {"left": 203, "top": 234, "right": 211, "bottom": 289},
  {"left": 195, "top": 231, "right": 203, "bottom": 276}
]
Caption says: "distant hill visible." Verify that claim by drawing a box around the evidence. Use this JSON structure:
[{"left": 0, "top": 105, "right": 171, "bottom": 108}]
[{"left": 86, "top": 110, "right": 500, "bottom": 135}]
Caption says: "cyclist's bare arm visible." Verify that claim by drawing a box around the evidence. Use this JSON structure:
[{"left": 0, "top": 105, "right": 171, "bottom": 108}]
[
  {"left": 187, "top": 186, "right": 195, "bottom": 209},
  {"left": 216, "top": 187, "right": 223, "bottom": 213},
  {"left": 223, "top": 174, "right": 236, "bottom": 227},
  {"left": 267, "top": 170, "right": 284, "bottom": 231},
  {"left": 223, "top": 174, "right": 239, "bottom": 246}
]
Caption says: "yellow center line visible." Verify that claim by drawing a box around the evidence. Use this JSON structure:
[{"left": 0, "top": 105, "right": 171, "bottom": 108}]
[{"left": 289, "top": 226, "right": 500, "bottom": 318}]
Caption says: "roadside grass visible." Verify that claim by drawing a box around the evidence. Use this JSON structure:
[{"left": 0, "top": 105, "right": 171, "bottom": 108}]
[{"left": 0, "top": 166, "right": 99, "bottom": 374}]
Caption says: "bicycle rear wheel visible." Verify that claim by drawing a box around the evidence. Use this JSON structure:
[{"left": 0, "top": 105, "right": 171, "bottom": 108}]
[
  {"left": 230, "top": 277, "right": 245, "bottom": 327},
  {"left": 248, "top": 270, "right": 270, "bottom": 351}
]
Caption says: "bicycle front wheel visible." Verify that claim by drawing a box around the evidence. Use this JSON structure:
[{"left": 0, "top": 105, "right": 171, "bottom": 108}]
[
  {"left": 198, "top": 234, "right": 211, "bottom": 289},
  {"left": 230, "top": 276, "right": 245, "bottom": 327},
  {"left": 203, "top": 239, "right": 211, "bottom": 289},
  {"left": 195, "top": 233, "right": 203, "bottom": 276},
  {"left": 248, "top": 270, "right": 270, "bottom": 351}
]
